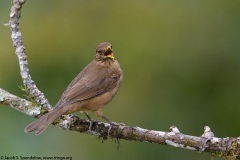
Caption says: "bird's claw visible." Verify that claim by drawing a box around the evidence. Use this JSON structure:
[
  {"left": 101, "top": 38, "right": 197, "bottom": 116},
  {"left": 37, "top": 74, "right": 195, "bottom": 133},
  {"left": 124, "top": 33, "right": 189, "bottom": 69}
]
[
  {"left": 87, "top": 119, "right": 101, "bottom": 133},
  {"left": 88, "top": 120, "right": 93, "bottom": 132},
  {"left": 107, "top": 122, "right": 125, "bottom": 136}
]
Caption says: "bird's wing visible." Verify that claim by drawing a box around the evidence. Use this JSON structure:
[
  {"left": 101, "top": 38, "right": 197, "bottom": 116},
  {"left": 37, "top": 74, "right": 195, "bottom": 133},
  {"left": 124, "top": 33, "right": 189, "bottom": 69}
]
[{"left": 57, "top": 63, "right": 120, "bottom": 107}]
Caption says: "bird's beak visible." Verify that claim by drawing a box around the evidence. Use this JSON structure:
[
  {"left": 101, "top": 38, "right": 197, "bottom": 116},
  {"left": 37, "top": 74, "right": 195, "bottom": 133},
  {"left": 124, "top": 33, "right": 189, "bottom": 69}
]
[
  {"left": 106, "top": 53, "right": 114, "bottom": 59},
  {"left": 105, "top": 46, "right": 114, "bottom": 59}
]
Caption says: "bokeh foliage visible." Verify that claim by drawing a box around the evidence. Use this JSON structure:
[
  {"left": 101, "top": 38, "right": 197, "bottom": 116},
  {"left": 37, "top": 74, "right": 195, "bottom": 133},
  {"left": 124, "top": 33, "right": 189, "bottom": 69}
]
[{"left": 1, "top": 0, "right": 240, "bottom": 159}]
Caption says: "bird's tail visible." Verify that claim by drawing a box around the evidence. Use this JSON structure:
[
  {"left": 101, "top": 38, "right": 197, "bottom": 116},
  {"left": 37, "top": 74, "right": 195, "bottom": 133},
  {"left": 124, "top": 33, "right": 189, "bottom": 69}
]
[{"left": 24, "top": 107, "right": 64, "bottom": 135}]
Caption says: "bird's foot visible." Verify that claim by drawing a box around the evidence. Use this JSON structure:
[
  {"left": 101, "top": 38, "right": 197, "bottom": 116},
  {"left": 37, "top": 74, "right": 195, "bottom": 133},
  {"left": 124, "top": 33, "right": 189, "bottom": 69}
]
[
  {"left": 98, "top": 115, "right": 125, "bottom": 136},
  {"left": 88, "top": 119, "right": 93, "bottom": 132},
  {"left": 87, "top": 119, "right": 101, "bottom": 133},
  {"left": 84, "top": 112, "right": 98, "bottom": 133},
  {"left": 108, "top": 122, "right": 125, "bottom": 136}
]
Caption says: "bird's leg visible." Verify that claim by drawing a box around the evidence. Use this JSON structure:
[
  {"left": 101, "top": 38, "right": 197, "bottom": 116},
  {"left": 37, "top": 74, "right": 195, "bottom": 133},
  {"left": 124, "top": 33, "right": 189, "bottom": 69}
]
[
  {"left": 96, "top": 109, "right": 124, "bottom": 136},
  {"left": 84, "top": 112, "right": 93, "bottom": 131},
  {"left": 100, "top": 115, "right": 125, "bottom": 135}
]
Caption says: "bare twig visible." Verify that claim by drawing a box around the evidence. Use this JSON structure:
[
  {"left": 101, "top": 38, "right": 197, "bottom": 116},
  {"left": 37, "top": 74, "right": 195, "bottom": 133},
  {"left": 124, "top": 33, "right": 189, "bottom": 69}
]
[
  {"left": 1, "top": 0, "right": 240, "bottom": 159},
  {"left": 9, "top": 0, "right": 51, "bottom": 109}
]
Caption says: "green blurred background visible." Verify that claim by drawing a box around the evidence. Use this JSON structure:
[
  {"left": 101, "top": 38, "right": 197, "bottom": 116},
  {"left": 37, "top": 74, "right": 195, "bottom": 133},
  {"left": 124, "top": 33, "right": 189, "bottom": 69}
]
[{"left": 1, "top": 0, "right": 240, "bottom": 159}]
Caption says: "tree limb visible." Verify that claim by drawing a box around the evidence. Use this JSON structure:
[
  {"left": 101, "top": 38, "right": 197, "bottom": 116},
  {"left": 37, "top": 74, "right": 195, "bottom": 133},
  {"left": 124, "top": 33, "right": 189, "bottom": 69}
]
[
  {"left": 1, "top": 0, "right": 240, "bottom": 159},
  {"left": 9, "top": 0, "right": 51, "bottom": 110},
  {"left": 1, "top": 88, "right": 240, "bottom": 159}
]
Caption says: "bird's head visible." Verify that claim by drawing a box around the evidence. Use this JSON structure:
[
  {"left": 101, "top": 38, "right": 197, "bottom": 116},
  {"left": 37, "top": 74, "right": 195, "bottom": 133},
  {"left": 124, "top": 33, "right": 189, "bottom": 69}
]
[{"left": 95, "top": 42, "right": 115, "bottom": 61}]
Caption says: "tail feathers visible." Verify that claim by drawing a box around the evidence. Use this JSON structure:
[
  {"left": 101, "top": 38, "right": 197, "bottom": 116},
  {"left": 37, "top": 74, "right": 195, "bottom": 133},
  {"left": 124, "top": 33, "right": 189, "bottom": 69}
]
[{"left": 24, "top": 107, "right": 64, "bottom": 135}]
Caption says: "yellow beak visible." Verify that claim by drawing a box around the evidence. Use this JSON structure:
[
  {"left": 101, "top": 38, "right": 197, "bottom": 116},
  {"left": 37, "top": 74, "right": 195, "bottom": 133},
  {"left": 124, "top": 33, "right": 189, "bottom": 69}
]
[
  {"left": 106, "top": 53, "right": 114, "bottom": 59},
  {"left": 105, "top": 46, "right": 114, "bottom": 59}
]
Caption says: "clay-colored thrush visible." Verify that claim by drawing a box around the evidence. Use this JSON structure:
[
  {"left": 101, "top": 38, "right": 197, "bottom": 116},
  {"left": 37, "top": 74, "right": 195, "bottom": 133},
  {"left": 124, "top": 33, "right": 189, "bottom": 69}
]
[{"left": 24, "top": 42, "right": 123, "bottom": 135}]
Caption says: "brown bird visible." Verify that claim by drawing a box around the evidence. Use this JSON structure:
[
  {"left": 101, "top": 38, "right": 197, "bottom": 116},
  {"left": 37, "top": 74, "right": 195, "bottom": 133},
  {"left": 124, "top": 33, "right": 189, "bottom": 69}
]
[{"left": 24, "top": 42, "right": 123, "bottom": 135}]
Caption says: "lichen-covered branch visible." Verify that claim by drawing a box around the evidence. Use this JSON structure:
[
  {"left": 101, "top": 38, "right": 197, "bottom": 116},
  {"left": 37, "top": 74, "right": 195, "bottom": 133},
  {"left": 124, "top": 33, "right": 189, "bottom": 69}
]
[
  {"left": 1, "top": 88, "right": 240, "bottom": 159},
  {"left": 9, "top": 0, "right": 51, "bottom": 109}
]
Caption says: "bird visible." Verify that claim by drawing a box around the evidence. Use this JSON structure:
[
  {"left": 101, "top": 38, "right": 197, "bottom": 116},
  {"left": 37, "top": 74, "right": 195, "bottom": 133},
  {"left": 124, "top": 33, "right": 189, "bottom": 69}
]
[{"left": 24, "top": 42, "right": 123, "bottom": 135}]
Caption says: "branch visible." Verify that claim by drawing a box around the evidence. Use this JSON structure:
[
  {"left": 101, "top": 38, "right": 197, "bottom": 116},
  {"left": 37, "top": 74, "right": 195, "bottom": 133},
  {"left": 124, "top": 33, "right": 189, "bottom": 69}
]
[
  {"left": 9, "top": 0, "right": 51, "bottom": 110},
  {"left": 1, "top": 88, "right": 240, "bottom": 159},
  {"left": 2, "top": 0, "right": 240, "bottom": 159}
]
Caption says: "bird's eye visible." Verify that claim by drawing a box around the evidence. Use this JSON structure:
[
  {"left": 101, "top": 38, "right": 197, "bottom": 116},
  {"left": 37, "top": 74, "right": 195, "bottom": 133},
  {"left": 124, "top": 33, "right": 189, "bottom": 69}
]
[
  {"left": 97, "top": 50, "right": 103, "bottom": 53},
  {"left": 99, "top": 50, "right": 107, "bottom": 56}
]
